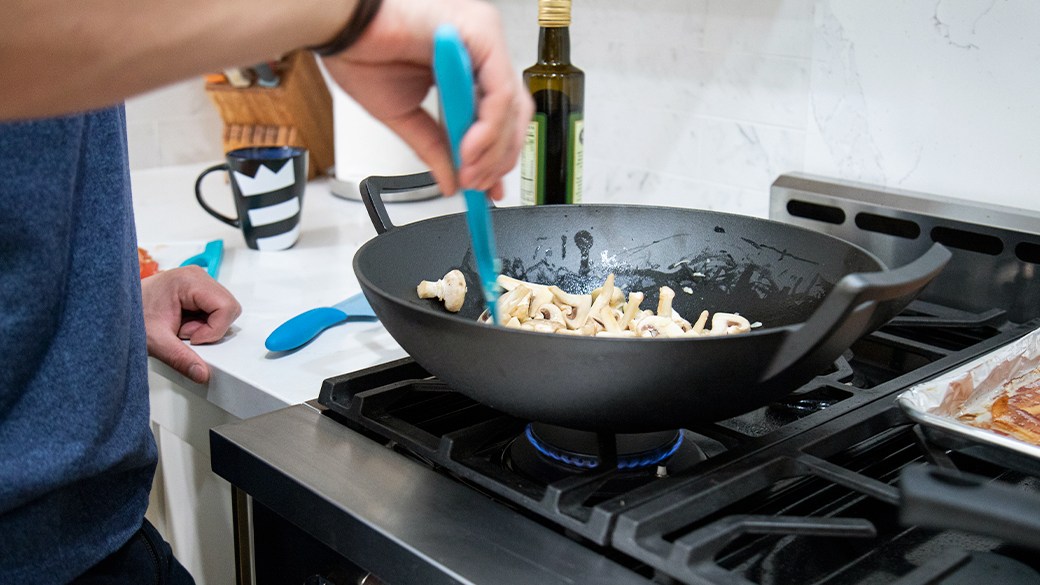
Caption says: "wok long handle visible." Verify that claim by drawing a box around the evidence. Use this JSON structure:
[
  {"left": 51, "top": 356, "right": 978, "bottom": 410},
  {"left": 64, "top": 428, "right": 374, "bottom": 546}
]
[
  {"left": 359, "top": 172, "right": 437, "bottom": 234},
  {"left": 761, "top": 243, "right": 952, "bottom": 382},
  {"left": 899, "top": 465, "right": 1040, "bottom": 550}
]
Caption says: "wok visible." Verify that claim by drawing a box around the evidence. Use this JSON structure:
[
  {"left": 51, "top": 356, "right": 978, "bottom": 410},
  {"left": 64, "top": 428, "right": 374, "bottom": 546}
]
[{"left": 355, "top": 173, "right": 951, "bottom": 432}]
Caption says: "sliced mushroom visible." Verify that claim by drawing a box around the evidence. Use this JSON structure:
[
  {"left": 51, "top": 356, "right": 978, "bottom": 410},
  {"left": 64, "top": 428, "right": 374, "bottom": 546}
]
[
  {"left": 657, "top": 286, "right": 676, "bottom": 318},
  {"left": 589, "top": 274, "right": 616, "bottom": 312},
  {"left": 596, "top": 330, "right": 637, "bottom": 338},
  {"left": 520, "top": 320, "right": 565, "bottom": 333},
  {"left": 634, "top": 315, "right": 686, "bottom": 338},
  {"left": 687, "top": 310, "right": 710, "bottom": 336},
  {"left": 560, "top": 295, "right": 593, "bottom": 330},
  {"left": 548, "top": 285, "right": 589, "bottom": 308},
  {"left": 592, "top": 284, "right": 625, "bottom": 308},
  {"left": 528, "top": 287, "right": 556, "bottom": 319},
  {"left": 458, "top": 272, "right": 761, "bottom": 338},
  {"left": 707, "top": 312, "right": 752, "bottom": 336},
  {"left": 616, "top": 291, "right": 645, "bottom": 330},
  {"left": 497, "top": 284, "right": 533, "bottom": 323},
  {"left": 592, "top": 308, "right": 621, "bottom": 333},
  {"left": 533, "top": 303, "right": 566, "bottom": 326},
  {"left": 417, "top": 269, "right": 467, "bottom": 312},
  {"left": 559, "top": 320, "right": 600, "bottom": 336},
  {"left": 496, "top": 274, "right": 545, "bottom": 292},
  {"left": 627, "top": 309, "right": 656, "bottom": 333}
]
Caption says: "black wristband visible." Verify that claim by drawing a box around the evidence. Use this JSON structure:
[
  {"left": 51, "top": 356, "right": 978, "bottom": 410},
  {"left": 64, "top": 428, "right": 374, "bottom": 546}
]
[{"left": 308, "top": 0, "right": 383, "bottom": 57}]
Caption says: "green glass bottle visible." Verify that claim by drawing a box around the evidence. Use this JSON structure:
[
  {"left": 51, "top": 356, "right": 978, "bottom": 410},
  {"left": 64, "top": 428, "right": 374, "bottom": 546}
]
[{"left": 520, "top": 0, "right": 585, "bottom": 205}]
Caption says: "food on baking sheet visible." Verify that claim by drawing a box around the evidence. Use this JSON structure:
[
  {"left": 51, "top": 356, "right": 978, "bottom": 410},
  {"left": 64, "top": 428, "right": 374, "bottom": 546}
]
[
  {"left": 417, "top": 269, "right": 467, "bottom": 312},
  {"left": 138, "top": 247, "right": 159, "bottom": 279},
  {"left": 958, "top": 369, "right": 1040, "bottom": 446},
  {"left": 483, "top": 273, "right": 760, "bottom": 338}
]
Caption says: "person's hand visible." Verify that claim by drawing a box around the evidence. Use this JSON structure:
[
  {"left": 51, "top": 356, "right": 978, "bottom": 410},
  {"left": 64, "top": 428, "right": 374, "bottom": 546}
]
[
  {"left": 140, "top": 266, "right": 242, "bottom": 384},
  {"left": 320, "top": 0, "right": 533, "bottom": 201}
]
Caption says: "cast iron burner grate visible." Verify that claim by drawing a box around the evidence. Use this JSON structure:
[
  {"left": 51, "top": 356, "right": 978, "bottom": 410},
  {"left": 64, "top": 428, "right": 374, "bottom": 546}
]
[{"left": 318, "top": 303, "right": 1020, "bottom": 551}]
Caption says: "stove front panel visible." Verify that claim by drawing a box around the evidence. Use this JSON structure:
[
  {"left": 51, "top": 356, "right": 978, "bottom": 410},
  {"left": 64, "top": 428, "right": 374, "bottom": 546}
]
[{"left": 770, "top": 173, "right": 1040, "bottom": 323}]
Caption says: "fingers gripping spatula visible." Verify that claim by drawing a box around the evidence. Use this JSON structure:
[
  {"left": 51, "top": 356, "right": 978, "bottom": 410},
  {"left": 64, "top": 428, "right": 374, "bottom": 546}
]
[{"left": 433, "top": 24, "right": 500, "bottom": 324}]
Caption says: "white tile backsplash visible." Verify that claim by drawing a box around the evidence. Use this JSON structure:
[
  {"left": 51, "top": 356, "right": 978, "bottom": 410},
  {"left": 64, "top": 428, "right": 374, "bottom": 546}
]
[
  {"left": 805, "top": 0, "right": 1040, "bottom": 211},
  {"left": 126, "top": 1, "right": 1040, "bottom": 215},
  {"left": 497, "top": 0, "right": 1040, "bottom": 214}
]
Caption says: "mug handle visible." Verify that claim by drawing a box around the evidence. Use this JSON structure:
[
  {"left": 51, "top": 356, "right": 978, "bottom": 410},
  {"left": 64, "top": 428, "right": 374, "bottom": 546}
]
[{"left": 194, "top": 163, "right": 240, "bottom": 228}]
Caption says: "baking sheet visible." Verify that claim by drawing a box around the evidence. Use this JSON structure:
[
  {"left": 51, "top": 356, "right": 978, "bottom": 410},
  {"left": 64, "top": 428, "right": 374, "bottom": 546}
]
[{"left": 897, "top": 325, "right": 1040, "bottom": 476}]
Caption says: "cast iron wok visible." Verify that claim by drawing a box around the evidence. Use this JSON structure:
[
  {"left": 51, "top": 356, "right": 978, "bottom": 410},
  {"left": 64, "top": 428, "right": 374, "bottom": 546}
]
[{"left": 355, "top": 173, "right": 951, "bottom": 432}]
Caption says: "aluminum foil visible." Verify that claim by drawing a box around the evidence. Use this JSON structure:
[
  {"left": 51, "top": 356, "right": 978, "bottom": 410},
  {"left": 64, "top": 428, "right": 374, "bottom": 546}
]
[{"left": 897, "top": 326, "right": 1040, "bottom": 475}]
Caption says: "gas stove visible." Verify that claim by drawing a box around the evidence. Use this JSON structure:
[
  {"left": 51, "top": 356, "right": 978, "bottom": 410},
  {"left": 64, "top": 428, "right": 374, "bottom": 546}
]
[{"left": 211, "top": 174, "right": 1040, "bottom": 585}]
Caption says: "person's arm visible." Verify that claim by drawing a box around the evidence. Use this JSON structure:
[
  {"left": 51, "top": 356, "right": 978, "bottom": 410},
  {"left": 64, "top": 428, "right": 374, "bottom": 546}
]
[
  {"left": 1, "top": 0, "right": 530, "bottom": 199},
  {"left": 1, "top": 0, "right": 354, "bottom": 119},
  {"left": 141, "top": 266, "right": 242, "bottom": 384}
]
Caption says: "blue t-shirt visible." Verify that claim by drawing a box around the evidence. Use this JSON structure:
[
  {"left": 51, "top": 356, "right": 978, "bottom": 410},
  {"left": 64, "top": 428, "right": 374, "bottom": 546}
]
[{"left": 0, "top": 107, "right": 156, "bottom": 582}]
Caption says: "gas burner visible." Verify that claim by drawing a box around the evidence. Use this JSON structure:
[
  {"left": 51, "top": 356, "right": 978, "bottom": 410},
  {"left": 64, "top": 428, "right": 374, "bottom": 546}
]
[{"left": 507, "top": 423, "right": 707, "bottom": 483}]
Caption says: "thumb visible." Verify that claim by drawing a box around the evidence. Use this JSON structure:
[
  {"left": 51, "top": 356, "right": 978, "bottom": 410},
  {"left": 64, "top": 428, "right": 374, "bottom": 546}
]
[{"left": 149, "top": 329, "right": 210, "bottom": 384}]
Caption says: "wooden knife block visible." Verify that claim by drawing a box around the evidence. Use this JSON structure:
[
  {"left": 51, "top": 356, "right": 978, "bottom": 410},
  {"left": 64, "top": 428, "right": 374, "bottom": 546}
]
[{"left": 204, "top": 51, "right": 333, "bottom": 179}]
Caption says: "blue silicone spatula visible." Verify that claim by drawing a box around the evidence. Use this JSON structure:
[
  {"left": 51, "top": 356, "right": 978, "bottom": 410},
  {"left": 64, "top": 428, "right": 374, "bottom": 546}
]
[
  {"left": 264, "top": 292, "right": 378, "bottom": 352},
  {"left": 179, "top": 239, "right": 224, "bottom": 280},
  {"left": 433, "top": 24, "right": 500, "bottom": 323}
]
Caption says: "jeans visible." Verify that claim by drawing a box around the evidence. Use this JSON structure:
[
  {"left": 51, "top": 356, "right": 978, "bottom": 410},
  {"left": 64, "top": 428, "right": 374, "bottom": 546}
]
[{"left": 71, "top": 519, "right": 195, "bottom": 585}]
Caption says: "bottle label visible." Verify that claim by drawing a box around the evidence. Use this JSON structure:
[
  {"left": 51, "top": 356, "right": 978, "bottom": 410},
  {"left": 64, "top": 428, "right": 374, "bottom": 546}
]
[
  {"left": 520, "top": 115, "right": 545, "bottom": 205},
  {"left": 568, "top": 114, "right": 583, "bottom": 204}
]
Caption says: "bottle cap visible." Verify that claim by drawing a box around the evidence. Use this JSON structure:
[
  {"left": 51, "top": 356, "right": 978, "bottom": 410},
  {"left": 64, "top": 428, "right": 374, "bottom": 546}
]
[{"left": 538, "top": 0, "right": 571, "bottom": 27}]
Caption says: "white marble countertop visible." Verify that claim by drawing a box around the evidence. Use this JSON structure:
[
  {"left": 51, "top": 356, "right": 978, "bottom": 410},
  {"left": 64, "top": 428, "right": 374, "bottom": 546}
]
[{"left": 132, "top": 163, "right": 467, "bottom": 420}]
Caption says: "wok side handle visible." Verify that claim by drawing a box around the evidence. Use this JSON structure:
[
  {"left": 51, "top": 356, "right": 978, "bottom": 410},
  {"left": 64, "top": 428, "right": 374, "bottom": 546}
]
[
  {"left": 899, "top": 465, "right": 1040, "bottom": 551},
  {"left": 762, "top": 243, "right": 952, "bottom": 382},
  {"left": 359, "top": 172, "right": 437, "bottom": 234}
]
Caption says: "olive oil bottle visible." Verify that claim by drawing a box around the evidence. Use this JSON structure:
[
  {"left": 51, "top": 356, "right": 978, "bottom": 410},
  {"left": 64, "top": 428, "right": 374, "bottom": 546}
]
[{"left": 520, "top": 0, "right": 585, "bottom": 205}]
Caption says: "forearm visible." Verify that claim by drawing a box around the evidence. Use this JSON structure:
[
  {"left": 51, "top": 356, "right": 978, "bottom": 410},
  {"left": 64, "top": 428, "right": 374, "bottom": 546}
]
[{"left": 0, "top": 0, "right": 356, "bottom": 119}]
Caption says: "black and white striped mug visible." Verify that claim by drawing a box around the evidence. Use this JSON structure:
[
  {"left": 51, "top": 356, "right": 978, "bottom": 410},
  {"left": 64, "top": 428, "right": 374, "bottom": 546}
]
[{"left": 194, "top": 146, "right": 308, "bottom": 251}]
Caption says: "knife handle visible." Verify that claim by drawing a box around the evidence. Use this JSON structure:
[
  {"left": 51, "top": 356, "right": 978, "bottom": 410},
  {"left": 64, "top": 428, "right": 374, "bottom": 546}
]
[{"left": 265, "top": 307, "right": 348, "bottom": 352}]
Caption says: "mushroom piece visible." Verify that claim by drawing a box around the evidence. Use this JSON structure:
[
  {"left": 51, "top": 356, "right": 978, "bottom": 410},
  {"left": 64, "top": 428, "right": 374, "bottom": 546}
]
[
  {"left": 417, "top": 269, "right": 467, "bottom": 312},
  {"left": 468, "top": 272, "right": 761, "bottom": 338},
  {"left": 627, "top": 309, "right": 656, "bottom": 333},
  {"left": 496, "top": 274, "right": 528, "bottom": 292},
  {"left": 520, "top": 320, "right": 565, "bottom": 334},
  {"left": 564, "top": 298, "right": 594, "bottom": 330},
  {"left": 592, "top": 284, "right": 625, "bottom": 308},
  {"left": 592, "top": 309, "right": 621, "bottom": 333},
  {"left": 596, "top": 330, "right": 637, "bottom": 338},
  {"left": 548, "top": 285, "right": 589, "bottom": 308},
  {"left": 687, "top": 310, "right": 710, "bottom": 336},
  {"left": 533, "top": 303, "right": 567, "bottom": 326},
  {"left": 656, "top": 286, "right": 676, "bottom": 318},
  {"left": 633, "top": 315, "right": 686, "bottom": 338},
  {"left": 528, "top": 287, "right": 556, "bottom": 319},
  {"left": 654, "top": 285, "right": 695, "bottom": 331},
  {"left": 587, "top": 274, "right": 621, "bottom": 332},
  {"left": 616, "top": 291, "right": 645, "bottom": 330},
  {"left": 497, "top": 284, "right": 533, "bottom": 323},
  {"left": 707, "top": 312, "right": 752, "bottom": 336}
]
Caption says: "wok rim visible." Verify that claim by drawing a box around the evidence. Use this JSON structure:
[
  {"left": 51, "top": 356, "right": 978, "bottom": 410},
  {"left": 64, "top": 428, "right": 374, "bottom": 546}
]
[{"left": 352, "top": 203, "right": 888, "bottom": 344}]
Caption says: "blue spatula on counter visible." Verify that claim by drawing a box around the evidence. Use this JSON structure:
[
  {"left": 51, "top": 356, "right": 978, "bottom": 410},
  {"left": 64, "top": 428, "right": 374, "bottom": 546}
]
[
  {"left": 433, "top": 24, "right": 501, "bottom": 324},
  {"left": 264, "top": 292, "right": 378, "bottom": 352},
  {"left": 179, "top": 239, "right": 224, "bottom": 280}
]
